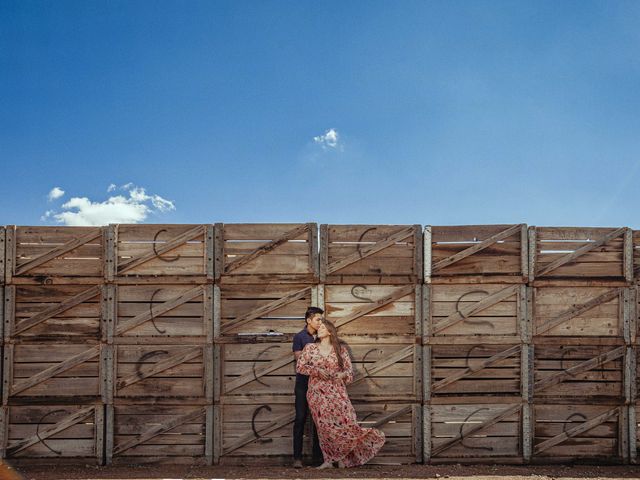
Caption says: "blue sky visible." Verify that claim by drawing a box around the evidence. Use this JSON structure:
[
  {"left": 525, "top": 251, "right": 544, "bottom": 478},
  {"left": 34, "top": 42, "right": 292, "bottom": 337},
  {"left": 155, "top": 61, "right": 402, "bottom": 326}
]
[{"left": 1, "top": 0, "right": 639, "bottom": 227}]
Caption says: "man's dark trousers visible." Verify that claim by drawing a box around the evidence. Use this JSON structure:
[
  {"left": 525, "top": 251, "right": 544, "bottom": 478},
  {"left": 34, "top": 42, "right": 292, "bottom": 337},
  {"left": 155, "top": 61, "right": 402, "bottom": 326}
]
[{"left": 293, "top": 379, "right": 323, "bottom": 463}]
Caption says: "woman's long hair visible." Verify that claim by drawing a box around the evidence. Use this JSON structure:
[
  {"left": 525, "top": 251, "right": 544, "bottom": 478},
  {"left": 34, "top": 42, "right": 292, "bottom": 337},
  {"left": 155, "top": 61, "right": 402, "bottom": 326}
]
[{"left": 321, "top": 319, "right": 344, "bottom": 370}]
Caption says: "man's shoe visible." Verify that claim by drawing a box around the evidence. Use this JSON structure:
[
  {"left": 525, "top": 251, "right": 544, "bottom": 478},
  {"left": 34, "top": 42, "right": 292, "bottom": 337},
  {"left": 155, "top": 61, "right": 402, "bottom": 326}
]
[{"left": 292, "top": 459, "right": 303, "bottom": 469}]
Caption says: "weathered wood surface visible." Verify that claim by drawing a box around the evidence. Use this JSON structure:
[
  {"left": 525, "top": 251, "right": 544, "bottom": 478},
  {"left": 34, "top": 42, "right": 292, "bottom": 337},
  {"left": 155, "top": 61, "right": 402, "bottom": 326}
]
[
  {"left": 430, "top": 345, "right": 522, "bottom": 398},
  {"left": 113, "top": 224, "right": 212, "bottom": 280},
  {"left": 633, "top": 230, "right": 640, "bottom": 282},
  {"left": 112, "top": 345, "right": 212, "bottom": 404},
  {"left": 215, "top": 223, "right": 318, "bottom": 284},
  {"left": 0, "top": 227, "right": 6, "bottom": 285},
  {"left": 534, "top": 345, "right": 625, "bottom": 402},
  {"left": 3, "top": 344, "right": 102, "bottom": 403},
  {"left": 5, "top": 226, "right": 104, "bottom": 283},
  {"left": 532, "top": 286, "right": 625, "bottom": 338},
  {"left": 429, "top": 403, "right": 522, "bottom": 461},
  {"left": 114, "top": 284, "right": 212, "bottom": 343},
  {"left": 532, "top": 404, "right": 623, "bottom": 461},
  {"left": 324, "top": 284, "right": 420, "bottom": 341},
  {"left": 0, "top": 404, "right": 103, "bottom": 464},
  {"left": 428, "top": 224, "right": 527, "bottom": 283},
  {"left": 320, "top": 225, "right": 422, "bottom": 284},
  {"left": 530, "top": 227, "right": 630, "bottom": 281},
  {"left": 217, "top": 284, "right": 312, "bottom": 337},
  {"left": 106, "top": 404, "right": 211, "bottom": 465},
  {"left": 4, "top": 285, "right": 103, "bottom": 342}
]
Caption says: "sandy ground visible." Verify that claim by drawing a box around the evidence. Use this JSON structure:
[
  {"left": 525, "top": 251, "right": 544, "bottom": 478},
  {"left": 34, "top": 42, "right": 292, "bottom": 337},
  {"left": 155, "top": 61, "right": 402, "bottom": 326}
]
[{"left": 7, "top": 464, "right": 640, "bottom": 480}]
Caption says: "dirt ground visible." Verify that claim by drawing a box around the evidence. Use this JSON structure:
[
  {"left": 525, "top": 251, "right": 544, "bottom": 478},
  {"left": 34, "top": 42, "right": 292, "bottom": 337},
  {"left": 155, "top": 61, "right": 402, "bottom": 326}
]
[{"left": 8, "top": 464, "right": 640, "bottom": 480}]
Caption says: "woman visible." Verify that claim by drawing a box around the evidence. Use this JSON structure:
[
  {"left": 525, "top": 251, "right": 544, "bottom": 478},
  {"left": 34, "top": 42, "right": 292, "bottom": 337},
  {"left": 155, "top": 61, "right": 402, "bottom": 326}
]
[{"left": 296, "top": 319, "right": 385, "bottom": 468}]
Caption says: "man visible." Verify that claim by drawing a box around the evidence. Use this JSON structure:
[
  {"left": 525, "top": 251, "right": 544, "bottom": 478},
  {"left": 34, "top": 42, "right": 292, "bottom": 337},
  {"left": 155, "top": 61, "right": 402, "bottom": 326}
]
[{"left": 292, "top": 306, "right": 324, "bottom": 468}]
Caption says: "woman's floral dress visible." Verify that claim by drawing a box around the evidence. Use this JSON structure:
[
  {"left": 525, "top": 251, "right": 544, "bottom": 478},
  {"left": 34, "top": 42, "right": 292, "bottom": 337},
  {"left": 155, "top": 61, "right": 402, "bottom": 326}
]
[{"left": 296, "top": 342, "right": 385, "bottom": 467}]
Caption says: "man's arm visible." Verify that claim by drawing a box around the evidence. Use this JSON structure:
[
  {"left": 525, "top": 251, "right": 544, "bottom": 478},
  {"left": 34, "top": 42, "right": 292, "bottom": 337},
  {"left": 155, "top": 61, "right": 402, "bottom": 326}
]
[{"left": 294, "top": 350, "right": 302, "bottom": 360}]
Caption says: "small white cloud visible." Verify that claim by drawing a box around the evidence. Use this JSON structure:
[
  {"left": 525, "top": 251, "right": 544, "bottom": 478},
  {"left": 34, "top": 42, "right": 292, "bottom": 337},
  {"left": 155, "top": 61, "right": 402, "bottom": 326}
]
[
  {"left": 45, "top": 184, "right": 175, "bottom": 226},
  {"left": 48, "top": 187, "right": 65, "bottom": 201},
  {"left": 313, "top": 128, "right": 343, "bottom": 150},
  {"left": 107, "top": 183, "right": 116, "bottom": 192},
  {"left": 40, "top": 210, "right": 54, "bottom": 221}
]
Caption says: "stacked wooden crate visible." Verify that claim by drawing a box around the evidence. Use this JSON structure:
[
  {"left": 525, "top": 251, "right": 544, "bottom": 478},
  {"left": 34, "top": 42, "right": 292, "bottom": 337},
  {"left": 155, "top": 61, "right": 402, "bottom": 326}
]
[
  {"left": 0, "top": 226, "right": 106, "bottom": 465},
  {"left": 424, "top": 224, "right": 529, "bottom": 464},
  {"left": 632, "top": 229, "right": 640, "bottom": 463},
  {"left": 103, "top": 224, "right": 214, "bottom": 465},
  {"left": 528, "top": 227, "right": 634, "bottom": 463},
  {"left": 320, "top": 225, "right": 423, "bottom": 464},
  {"left": 213, "top": 223, "right": 319, "bottom": 465}
]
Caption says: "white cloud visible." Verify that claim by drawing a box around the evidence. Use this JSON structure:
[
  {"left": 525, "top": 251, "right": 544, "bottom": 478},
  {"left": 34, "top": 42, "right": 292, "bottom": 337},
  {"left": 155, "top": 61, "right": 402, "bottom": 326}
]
[
  {"left": 48, "top": 187, "right": 65, "bottom": 201},
  {"left": 45, "top": 184, "right": 176, "bottom": 226},
  {"left": 313, "top": 128, "right": 343, "bottom": 150},
  {"left": 107, "top": 183, "right": 116, "bottom": 192}
]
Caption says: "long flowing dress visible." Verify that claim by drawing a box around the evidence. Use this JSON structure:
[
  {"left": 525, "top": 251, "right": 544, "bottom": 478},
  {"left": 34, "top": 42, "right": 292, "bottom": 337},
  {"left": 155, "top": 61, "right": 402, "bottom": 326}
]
[{"left": 296, "top": 342, "right": 385, "bottom": 467}]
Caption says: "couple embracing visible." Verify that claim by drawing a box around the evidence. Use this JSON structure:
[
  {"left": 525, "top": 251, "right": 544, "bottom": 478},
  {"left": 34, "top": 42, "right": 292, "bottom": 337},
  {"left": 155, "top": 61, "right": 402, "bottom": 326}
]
[{"left": 292, "top": 307, "right": 385, "bottom": 469}]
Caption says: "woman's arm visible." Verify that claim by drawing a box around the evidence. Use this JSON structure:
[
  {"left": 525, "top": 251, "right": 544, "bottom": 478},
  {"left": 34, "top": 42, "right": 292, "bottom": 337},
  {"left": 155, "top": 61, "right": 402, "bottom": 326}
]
[
  {"left": 338, "top": 346, "right": 354, "bottom": 384},
  {"left": 296, "top": 345, "right": 330, "bottom": 379}
]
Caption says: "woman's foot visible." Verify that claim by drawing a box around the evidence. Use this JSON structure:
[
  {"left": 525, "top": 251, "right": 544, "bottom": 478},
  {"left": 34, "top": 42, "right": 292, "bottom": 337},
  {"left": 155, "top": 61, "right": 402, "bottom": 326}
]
[
  {"left": 316, "top": 461, "right": 335, "bottom": 469},
  {"left": 337, "top": 460, "right": 346, "bottom": 468}
]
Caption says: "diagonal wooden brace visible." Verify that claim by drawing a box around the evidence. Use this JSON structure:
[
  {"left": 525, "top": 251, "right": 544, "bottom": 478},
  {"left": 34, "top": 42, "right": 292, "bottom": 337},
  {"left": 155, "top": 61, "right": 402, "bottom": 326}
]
[
  {"left": 116, "top": 286, "right": 203, "bottom": 335},
  {"left": 113, "top": 407, "right": 206, "bottom": 456},
  {"left": 432, "top": 344, "right": 521, "bottom": 391},
  {"left": 117, "top": 225, "right": 205, "bottom": 273},
  {"left": 326, "top": 226, "right": 415, "bottom": 274},
  {"left": 11, "top": 345, "right": 101, "bottom": 396},
  {"left": 224, "top": 351, "right": 293, "bottom": 394},
  {"left": 224, "top": 224, "right": 310, "bottom": 274},
  {"left": 116, "top": 346, "right": 202, "bottom": 390},
  {"left": 535, "top": 288, "right": 621, "bottom": 335},
  {"left": 432, "top": 404, "right": 522, "bottom": 456},
  {"left": 6, "top": 406, "right": 95, "bottom": 455},
  {"left": 351, "top": 345, "right": 414, "bottom": 385},
  {"left": 534, "top": 407, "right": 620, "bottom": 454},
  {"left": 433, "top": 284, "right": 520, "bottom": 333},
  {"left": 536, "top": 227, "right": 627, "bottom": 277},
  {"left": 333, "top": 285, "right": 415, "bottom": 329},
  {"left": 365, "top": 405, "right": 413, "bottom": 429},
  {"left": 432, "top": 224, "right": 524, "bottom": 273},
  {"left": 14, "top": 285, "right": 102, "bottom": 335},
  {"left": 15, "top": 230, "right": 102, "bottom": 276},
  {"left": 220, "top": 286, "right": 311, "bottom": 334},
  {"left": 223, "top": 411, "right": 296, "bottom": 455},
  {"left": 534, "top": 346, "right": 625, "bottom": 392}
]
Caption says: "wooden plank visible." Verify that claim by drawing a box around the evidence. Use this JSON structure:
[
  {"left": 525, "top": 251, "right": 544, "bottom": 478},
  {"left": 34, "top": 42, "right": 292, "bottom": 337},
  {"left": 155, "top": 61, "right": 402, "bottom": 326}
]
[
  {"left": 432, "top": 224, "right": 524, "bottom": 274},
  {"left": 205, "top": 224, "right": 214, "bottom": 281},
  {"left": 214, "top": 223, "right": 224, "bottom": 281},
  {"left": 534, "top": 346, "right": 625, "bottom": 392},
  {"left": 116, "top": 286, "right": 203, "bottom": 335},
  {"left": 10, "top": 345, "right": 101, "bottom": 396},
  {"left": 351, "top": 345, "right": 414, "bottom": 385},
  {"left": 5, "top": 226, "right": 15, "bottom": 284},
  {"left": 536, "top": 227, "right": 627, "bottom": 277},
  {"left": 222, "top": 410, "right": 295, "bottom": 455},
  {"left": 624, "top": 228, "right": 634, "bottom": 283},
  {"left": 14, "top": 229, "right": 102, "bottom": 276},
  {"left": 534, "top": 407, "right": 619, "bottom": 455},
  {"left": 112, "top": 407, "right": 207, "bottom": 456},
  {"left": 0, "top": 227, "right": 5, "bottom": 285},
  {"left": 3, "top": 285, "right": 14, "bottom": 342},
  {"left": 535, "top": 288, "right": 621, "bottom": 335},
  {"left": 104, "top": 224, "right": 116, "bottom": 282},
  {"left": 424, "top": 226, "right": 432, "bottom": 282},
  {"left": 331, "top": 285, "right": 415, "bottom": 329},
  {"left": 224, "top": 224, "right": 309, "bottom": 274}
]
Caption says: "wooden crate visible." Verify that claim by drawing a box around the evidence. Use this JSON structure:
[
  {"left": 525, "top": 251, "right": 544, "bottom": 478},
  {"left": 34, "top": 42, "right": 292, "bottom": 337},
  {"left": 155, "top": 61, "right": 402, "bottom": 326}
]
[
  {"left": 106, "top": 404, "right": 212, "bottom": 465},
  {"left": 214, "top": 223, "right": 318, "bottom": 284},
  {"left": 4, "top": 285, "right": 105, "bottom": 343},
  {"left": 219, "top": 341, "right": 421, "bottom": 403},
  {"left": 215, "top": 401, "right": 420, "bottom": 465},
  {"left": 429, "top": 345, "right": 522, "bottom": 399},
  {"left": 533, "top": 344, "right": 625, "bottom": 403},
  {"left": 532, "top": 404, "right": 625, "bottom": 463},
  {"left": 113, "top": 284, "right": 212, "bottom": 343},
  {"left": 0, "top": 226, "right": 5, "bottom": 285},
  {"left": 111, "top": 344, "right": 212, "bottom": 404},
  {"left": 324, "top": 284, "right": 421, "bottom": 342},
  {"left": 634, "top": 230, "right": 640, "bottom": 283},
  {"left": 532, "top": 286, "right": 626, "bottom": 338},
  {"left": 426, "top": 224, "right": 527, "bottom": 283},
  {"left": 216, "top": 284, "right": 314, "bottom": 338},
  {"left": 320, "top": 224, "right": 422, "bottom": 284},
  {"left": 3, "top": 343, "right": 104, "bottom": 404},
  {"left": 426, "top": 284, "right": 526, "bottom": 343},
  {"left": 0, "top": 404, "right": 104, "bottom": 465},
  {"left": 428, "top": 403, "right": 523, "bottom": 463},
  {"left": 529, "top": 227, "right": 633, "bottom": 282},
  {"left": 110, "top": 224, "right": 213, "bottom": 281},
  {"left": 5, "top": 226, "right": 104, "bottom": 284}
]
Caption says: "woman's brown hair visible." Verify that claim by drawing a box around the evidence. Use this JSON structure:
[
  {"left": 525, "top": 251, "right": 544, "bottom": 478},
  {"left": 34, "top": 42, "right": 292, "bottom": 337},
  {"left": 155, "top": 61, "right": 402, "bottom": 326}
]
[{"left": 321, "top": 319, "right": 345, "bottom": 370}]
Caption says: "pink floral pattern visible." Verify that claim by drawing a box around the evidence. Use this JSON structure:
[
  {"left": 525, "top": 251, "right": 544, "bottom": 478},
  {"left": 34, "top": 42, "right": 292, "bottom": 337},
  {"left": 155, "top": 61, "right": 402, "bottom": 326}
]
[{"left": 296, "top": 343, "right": 385, "bottom": 467}]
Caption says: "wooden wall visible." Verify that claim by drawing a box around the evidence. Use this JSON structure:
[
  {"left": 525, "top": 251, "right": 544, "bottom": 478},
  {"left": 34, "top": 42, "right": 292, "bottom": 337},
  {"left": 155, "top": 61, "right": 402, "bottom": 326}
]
[{"left": 0, "top": 223, "right": 638, "bottom": 465}]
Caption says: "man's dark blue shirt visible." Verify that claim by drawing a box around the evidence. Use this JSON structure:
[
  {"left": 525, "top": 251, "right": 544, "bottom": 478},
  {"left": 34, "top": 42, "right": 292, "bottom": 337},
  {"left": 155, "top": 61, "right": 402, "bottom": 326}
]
[{"left": 293, "top": 327, "right": 315, "bottom": 386}]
